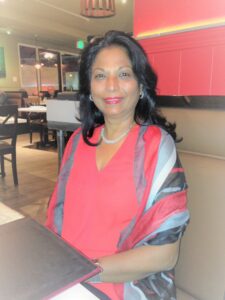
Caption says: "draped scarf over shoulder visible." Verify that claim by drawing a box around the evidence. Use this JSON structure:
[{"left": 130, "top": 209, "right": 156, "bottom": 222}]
[{"left": 46, "top": 125, "right": 189, "bottom": 300}]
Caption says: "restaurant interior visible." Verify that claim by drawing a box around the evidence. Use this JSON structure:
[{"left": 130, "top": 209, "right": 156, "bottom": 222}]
[{"left": 0, "top": 1, "right": 225, "bottom": 299}]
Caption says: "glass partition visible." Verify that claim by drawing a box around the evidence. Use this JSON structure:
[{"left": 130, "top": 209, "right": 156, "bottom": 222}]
[
  {"left": 61, "top": 54, "right": 80, "bottom": 91},
  {"left": 38, "top": 49, "right": 61, "bottom": 97},
  {"left": 19, "top": 45, "right": 38, "bottom": 95},
  {"left": 19, "top": 45, "right": 80, "bottom": 97}
]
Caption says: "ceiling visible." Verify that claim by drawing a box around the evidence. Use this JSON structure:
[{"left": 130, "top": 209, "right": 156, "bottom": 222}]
[{"left": 0, "top": 0, "right": 134, "bottom": 50}]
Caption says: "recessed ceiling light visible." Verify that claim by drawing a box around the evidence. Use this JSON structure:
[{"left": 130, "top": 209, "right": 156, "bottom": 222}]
[
  {"left": 6, "top": 29, "right": 11, "bottom": 35},
  {"left": 0, "top": 0, "right": 6, "bottom": 3},
  {"left": 121, "top": 0, "right": 127, "bottom": 4}
]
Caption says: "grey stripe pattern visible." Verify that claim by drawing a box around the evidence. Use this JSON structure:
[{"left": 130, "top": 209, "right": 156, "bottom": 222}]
[
  {"left": 145, "top": 130, "right": 176, "bottom": 211},
  {"left": 54, "top": 132, "right": 81, "bottom": 235},
  {"left": 117, "top": 126, "right": 147, "bottom": 248},
  {"left": 134, "top": 211, "right": 190, "bottom": 247},
  {"left": 133, "top": 125, "right": 148, "bottom": 203}
]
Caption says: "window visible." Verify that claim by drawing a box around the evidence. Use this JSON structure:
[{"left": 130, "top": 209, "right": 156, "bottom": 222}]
[
  {"left": 61, "top": 54, "right": 80, "bottom": 91},
  {"left": 19, "top": 45, "right": 38, "bottom": 95},
  {"left": 19, "top": 45, "right": 80, "bottom": 96},
  {"left": 38, "top": 49, "right": 60, "bottom": 97}
]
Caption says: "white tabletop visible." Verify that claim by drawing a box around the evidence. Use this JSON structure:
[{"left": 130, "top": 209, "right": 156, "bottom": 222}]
[
  {"left": 18, "top": 106, "right": 47, "bottom": 113},
  {"left": 0, "top": 202, "right": 24, "bottom": 225}
]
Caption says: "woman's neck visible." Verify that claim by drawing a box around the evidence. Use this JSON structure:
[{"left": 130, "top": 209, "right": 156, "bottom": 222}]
[{"left": 103, "top": 118, "right": 135, "bottom": 140}]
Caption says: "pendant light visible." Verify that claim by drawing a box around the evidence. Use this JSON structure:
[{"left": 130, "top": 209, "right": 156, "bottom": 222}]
[{"left": 80, "top": 0, "right": 116, "bottom": 18}]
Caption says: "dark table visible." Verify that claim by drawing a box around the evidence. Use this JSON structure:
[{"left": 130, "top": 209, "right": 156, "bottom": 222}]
[{"left": 0, "top": 203, "right": 110, "bottom": 300}]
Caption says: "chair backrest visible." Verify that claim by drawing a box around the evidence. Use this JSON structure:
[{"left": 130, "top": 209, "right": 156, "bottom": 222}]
[
  {"left": 56, "top": 91, "right": 79, "bottom": 101},
  {"left": 4, "top": 92, "right": 25, "bottom": 107},
  {"left": 0, "top": 105, "right": 18, "bottom": 146}
]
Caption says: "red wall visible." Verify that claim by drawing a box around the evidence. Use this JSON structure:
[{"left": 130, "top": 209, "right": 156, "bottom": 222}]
[
  {"left": 134, "top": 0, "right": 225, "bottom": 95},
  {"left": 134, "top": 0, "right": 225, "bottom": 37}
]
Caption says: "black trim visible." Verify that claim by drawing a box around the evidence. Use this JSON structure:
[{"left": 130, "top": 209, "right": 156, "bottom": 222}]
[{"left": 157, "top": 96, "right": 225, "bottom": 110}]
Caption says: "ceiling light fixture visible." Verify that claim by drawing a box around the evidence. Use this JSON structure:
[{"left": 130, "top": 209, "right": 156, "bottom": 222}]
[
  {"left": 43, "top": 52, "right": 54, "bottom": 59},
  {"left": 80, "top": 0, "right": 116, "bottom": 18}
]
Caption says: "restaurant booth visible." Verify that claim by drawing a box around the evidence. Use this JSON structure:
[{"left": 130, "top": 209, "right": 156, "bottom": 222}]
[{"left": 134, "top": 1, "right": 225, "bottom": 300}]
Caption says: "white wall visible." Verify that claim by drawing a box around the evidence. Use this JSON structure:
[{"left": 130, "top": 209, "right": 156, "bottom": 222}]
[
  {"left": 162, "top": 107, "right": 225, "bottom": 158},
  {"left": 0, "top": 33, "right": 78, "bottom": 91},
  {"left": 0, "top": 34, "right": 21, "bottom": 90}
]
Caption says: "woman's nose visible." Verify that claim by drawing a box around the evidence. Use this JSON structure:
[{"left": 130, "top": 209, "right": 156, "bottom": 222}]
[{"left": 106, "top": 76, "right": 119, "bottom": 91}]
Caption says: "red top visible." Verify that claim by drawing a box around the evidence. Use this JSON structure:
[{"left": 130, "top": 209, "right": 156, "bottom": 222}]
[{"left": 61, "top": 125, "right": 139, "bottom": 299}]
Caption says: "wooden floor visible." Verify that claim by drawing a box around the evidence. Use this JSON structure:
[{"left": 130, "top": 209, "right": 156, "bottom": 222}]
[{"left": 0, "top": 133, "right": 58, "bottom": 224}]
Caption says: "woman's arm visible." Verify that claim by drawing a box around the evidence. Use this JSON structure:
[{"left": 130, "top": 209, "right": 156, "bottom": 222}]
[{"left": 97, "top": 240, "right": 180, "bottom": 283}]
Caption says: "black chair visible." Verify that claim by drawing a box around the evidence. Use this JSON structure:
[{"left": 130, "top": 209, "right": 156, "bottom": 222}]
[
  {"left": 27, "top": 112, "right": 46, "bottom": 144},
  {"left": 0, "top": 105, "right": 18, "bottom": 185},
  {"left": 28, "top": 113, "right": 56, "bottom": 147}
]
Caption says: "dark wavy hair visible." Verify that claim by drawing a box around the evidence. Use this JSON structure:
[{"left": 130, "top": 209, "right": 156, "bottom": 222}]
[{"left": 78, "top": 30, "right": 177, "bottom": 145}]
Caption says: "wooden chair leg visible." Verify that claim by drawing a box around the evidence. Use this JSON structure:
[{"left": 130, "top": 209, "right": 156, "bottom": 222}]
[
  {"left": 30, "top": 131, "right": 33, "bottom": 144},
  {"left": 0, "top": 155, "right": 5, "bottom": 177},
  {"left": 11, "top": 152, "right": 18, "bottom": 185}
]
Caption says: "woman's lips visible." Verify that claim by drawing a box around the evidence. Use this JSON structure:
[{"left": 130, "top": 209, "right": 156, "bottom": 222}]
[{"left": 104, "top": 97, "right": 122, "bottom": 104}]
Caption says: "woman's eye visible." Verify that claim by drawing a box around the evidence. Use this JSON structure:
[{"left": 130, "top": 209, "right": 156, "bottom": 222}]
[
  {"left": 119, "top": 72, "right": 131, "bottom": 78},
  {"left": 94, "top": 73, "right": 105, "bottom": 79}
]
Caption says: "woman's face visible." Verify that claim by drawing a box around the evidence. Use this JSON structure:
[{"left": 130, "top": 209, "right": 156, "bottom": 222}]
[{"left": 90, "top": 46, "right": 140, "bottom": 122}]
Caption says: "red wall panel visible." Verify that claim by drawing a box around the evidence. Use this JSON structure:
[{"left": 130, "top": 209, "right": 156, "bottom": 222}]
[
  {"left": 137, "top": 27, "right": 225, "bottom": 95},
  {"left": 152, "top": 51, "right": 180, "bottom": 95},
  {"left": 134, "top": 0, "right": 225, "bottom": 95},
  {"left": 179, "top": 47, "right": 213, "bottom": 95},
  {"left": 211, "top": 45, "right": 225, "bottom": 94}
]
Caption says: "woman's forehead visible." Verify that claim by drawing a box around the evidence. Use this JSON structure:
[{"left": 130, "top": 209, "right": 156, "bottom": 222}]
[{"left": 92, "top": 46, "right": 131, "bottom": 67}]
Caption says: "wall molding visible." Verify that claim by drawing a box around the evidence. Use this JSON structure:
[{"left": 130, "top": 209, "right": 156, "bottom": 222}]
[{"left": 157, "top": 96, "right": 225, "bottom": 110}]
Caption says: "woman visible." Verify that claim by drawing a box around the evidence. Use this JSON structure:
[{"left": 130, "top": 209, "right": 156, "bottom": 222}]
[{"left": 46, "top": 31, "right": 189, "bottom": 300}]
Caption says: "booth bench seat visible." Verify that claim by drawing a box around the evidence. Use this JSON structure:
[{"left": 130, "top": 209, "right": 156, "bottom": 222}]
[{"left": 161, "top": 108, "right": 225, "bottom": 300}]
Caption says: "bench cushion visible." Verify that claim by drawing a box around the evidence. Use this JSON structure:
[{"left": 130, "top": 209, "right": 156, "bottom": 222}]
[{"left": 177, "top": 288, "right": 198, "bottom": 300}]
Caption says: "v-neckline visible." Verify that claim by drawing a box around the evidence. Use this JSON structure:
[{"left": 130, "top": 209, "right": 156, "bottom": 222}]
[{"left": 95, "top": 125, "right": 138, "bottom": 172}]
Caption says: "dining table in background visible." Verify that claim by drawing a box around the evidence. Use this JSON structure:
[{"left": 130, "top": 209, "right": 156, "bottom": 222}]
[{"left": 18, "top": 105, "right": 47, "bottom": 114}]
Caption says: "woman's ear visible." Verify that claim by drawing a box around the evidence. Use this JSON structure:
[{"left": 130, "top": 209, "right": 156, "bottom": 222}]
[{"left": 139, "top": 84, "right": 144, "bottom": 99}]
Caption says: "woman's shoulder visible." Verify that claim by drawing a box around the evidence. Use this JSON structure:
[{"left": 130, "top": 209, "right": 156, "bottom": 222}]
[
  {"left": 142, "top": 125, "right": 173, "bottom": 141},
  {"left": 140, "top": 125, "right": 176, "bottom": 153}
]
